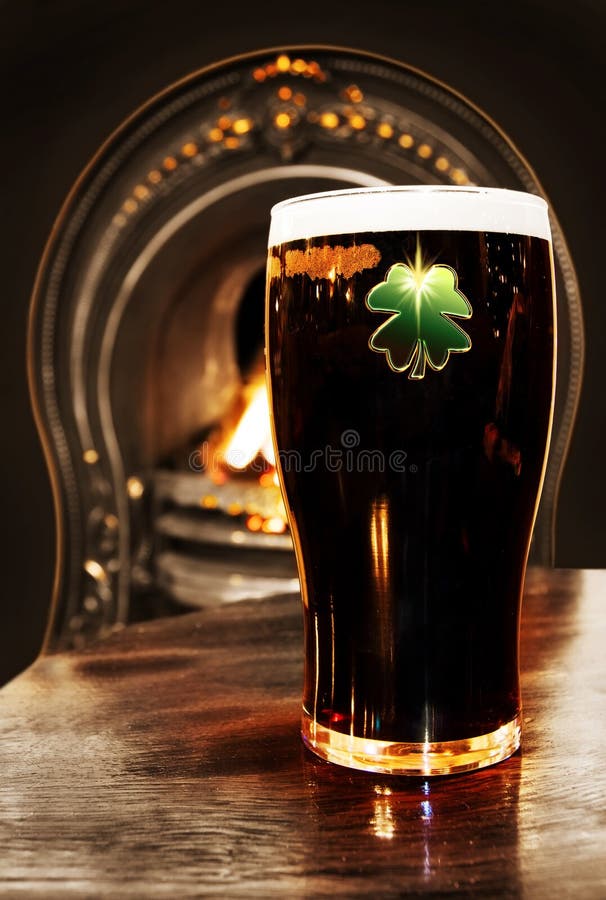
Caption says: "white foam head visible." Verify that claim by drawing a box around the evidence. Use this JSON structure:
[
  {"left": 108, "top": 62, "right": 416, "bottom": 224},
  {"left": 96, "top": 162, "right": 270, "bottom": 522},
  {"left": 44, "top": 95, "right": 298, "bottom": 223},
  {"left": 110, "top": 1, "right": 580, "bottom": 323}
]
[{"left": 268, "top": 186, "right": 551, "bottom": 246}]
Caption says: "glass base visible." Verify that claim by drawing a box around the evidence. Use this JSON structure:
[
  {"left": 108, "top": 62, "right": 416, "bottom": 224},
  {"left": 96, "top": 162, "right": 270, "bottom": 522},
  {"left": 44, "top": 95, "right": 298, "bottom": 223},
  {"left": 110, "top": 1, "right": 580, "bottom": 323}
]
[{"left": 302, "top": 711, "right": 521, "bottom": 776}]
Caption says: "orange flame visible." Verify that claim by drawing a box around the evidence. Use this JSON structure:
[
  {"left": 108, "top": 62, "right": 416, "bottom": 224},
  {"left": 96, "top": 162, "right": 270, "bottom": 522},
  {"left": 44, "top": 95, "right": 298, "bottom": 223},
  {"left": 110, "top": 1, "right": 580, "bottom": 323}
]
[
  {"left": 209, "top": 371, "right": 288, "bottom": 535},
  {"left": 223, "top": 382, "right": 274, "bottom": 470}
]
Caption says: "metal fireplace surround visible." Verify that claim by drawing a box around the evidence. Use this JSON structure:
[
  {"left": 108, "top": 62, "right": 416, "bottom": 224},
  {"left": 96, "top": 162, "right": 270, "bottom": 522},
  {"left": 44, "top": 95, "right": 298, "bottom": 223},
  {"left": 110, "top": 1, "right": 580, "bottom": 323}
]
[{"left": 28, "top": 47, "right": 584, "bottom": 650}]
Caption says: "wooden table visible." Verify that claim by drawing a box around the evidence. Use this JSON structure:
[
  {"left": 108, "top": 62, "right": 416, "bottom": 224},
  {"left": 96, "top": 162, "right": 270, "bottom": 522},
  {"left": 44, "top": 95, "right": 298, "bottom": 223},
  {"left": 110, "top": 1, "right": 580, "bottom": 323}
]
[{"left": 1, "top": 569, "right": 605, "bottom": 898}]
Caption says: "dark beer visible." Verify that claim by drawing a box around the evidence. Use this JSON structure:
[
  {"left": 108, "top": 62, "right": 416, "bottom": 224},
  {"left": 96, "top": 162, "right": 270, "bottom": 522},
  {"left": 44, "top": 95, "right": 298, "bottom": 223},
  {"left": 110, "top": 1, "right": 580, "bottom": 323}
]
[{"left": 266, "top": 188, "right": 554, "bottom": 774}]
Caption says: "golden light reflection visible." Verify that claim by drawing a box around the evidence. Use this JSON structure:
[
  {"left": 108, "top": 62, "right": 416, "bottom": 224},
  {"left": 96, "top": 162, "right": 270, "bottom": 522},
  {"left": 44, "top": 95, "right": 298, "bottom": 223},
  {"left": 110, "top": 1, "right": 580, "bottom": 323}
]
[
  {"left": 398, "top": 133, "right": 414, "bottom": 149},
  {"left": 370, "top": 497, "right": 390, "bottom": 595},
  {"left": 181, "top": 141, "right": 198, "bottom": 158},
  {"left": 417, "top": 143, "right": 433, "bottom": 159},
  {"left": 246, "top": 514, "right": 263, "bottom": 532},
  {"left": 320, "top": 111, "right": 339, "bottom": 129},
  {"left": 350, "top": 114, "right": 366, "bottom": 130},
  {"left": 232, "top": 117, "right": 254, "bottom": 135},
  {"left": 253, "top": 55, "right": 326, "bottom": 84},
  {"left": 126, "top": 476, "right": 145, "bottom": 499},
  {"left": 262, "top": 516, "right": 287, "bottom": 534},
  {"left": 82, "top": 449, "right": 99, "bottom": 465},
  {"left": 368, "top": 497, "right": 395, "bottom": 731},
  {"left": 371, "top": 792, "right": 396, "bottom": 840},
  {"left": 376, "top": 122, "right": 394, "bottom": 139},
  {"left": 274, "top": 112, "right": 292, "bottom": 129},
  {"left": 84, "top": 559, "right": 108, "bottom": 584},
  {"left": 278, "top": 86, "right": 292, "bottom": 101},
  {"left": 451, "top": 168, "right": 469, "bottom": 185},
  {"left": 162, "top": 155, "right": 178, "bottom": 171},
  {"left": 104, "top": 513, "right": 119, "bottom": 530},
  {"left": 344, "top": 84, "right": 364, "bottom": 103},
  {"left": 375, "top": 785, "right": 392, "bottom": 795}
]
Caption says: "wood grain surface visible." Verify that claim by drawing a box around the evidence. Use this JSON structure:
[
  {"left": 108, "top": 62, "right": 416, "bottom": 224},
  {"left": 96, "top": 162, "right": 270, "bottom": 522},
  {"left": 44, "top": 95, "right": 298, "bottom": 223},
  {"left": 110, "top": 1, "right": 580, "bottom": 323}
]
[{"left": 0, "top": 568, "right": 605, "bottom": 898}]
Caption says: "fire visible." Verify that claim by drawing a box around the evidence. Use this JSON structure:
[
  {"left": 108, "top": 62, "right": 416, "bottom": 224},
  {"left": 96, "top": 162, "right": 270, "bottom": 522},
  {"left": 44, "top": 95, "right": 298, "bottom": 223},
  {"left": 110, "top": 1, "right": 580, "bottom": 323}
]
[
  {"left": 206, "top": 370, "right": 287, "bottom": 535},
  {"left": 223, "top": 381, "right": 275, "bottom": 470}
]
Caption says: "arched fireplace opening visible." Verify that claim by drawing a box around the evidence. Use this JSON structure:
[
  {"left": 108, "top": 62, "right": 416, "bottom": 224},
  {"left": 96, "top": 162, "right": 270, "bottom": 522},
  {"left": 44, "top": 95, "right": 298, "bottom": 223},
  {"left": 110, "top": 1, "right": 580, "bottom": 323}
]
[{"left": 236, "top": 269, "right": 267, "bottom": 376}]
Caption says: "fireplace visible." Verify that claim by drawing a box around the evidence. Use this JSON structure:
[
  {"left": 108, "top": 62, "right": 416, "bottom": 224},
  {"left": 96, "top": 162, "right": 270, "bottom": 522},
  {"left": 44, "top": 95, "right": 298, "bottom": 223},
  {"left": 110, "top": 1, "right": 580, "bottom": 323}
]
[
  {"left": 28, "top": 47, "right": 583, "bottom": 649},
  {"left": 153, "top": 350, "right": 296, "bottom": 611}
]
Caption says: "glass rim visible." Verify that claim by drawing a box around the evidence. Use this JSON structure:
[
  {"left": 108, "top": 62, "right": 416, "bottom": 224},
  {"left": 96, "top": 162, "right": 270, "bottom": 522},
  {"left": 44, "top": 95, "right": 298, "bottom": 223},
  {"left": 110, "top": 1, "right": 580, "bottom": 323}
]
[
  {"left": 268, "top": 185, "right": 551, "bottom": 246},
  {"left": 271, "top": 184, "right": 547, "bottom": 216}
]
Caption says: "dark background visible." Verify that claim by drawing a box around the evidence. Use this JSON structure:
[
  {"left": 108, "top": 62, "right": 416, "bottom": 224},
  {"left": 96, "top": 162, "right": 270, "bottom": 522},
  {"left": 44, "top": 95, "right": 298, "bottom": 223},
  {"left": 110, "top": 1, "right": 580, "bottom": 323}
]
[{"left": 1, "top": 0, "right": 604, "bottom": 685}]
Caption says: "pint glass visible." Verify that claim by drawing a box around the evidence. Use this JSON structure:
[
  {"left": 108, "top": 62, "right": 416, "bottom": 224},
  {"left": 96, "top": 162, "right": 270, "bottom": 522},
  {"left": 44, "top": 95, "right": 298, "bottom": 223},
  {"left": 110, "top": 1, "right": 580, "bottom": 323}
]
[{"left": 266, "top": 187, "right": 555, "bottom": 775}]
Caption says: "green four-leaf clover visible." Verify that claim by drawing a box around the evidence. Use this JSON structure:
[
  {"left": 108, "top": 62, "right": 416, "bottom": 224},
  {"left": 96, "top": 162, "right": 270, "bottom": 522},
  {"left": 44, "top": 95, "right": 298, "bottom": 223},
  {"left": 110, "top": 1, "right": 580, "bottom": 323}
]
[{"left": 366, "top": 263, "right": 473, "bottom": 380}]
